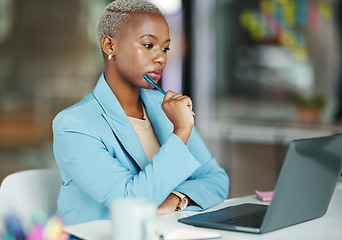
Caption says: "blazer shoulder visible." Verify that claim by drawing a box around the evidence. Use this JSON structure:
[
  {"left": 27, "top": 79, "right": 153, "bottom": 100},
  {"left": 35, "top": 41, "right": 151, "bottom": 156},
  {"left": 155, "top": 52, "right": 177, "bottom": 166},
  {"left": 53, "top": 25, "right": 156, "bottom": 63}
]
[{"left": 53, "top": 92, "right": 100, "bottom": 126}]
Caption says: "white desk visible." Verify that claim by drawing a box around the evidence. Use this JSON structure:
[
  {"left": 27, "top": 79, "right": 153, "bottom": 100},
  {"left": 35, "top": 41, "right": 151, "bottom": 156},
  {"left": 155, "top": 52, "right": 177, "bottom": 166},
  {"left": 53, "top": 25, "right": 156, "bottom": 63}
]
[{"left": 65, "top": 180, "right": 342, "bottom": 240}]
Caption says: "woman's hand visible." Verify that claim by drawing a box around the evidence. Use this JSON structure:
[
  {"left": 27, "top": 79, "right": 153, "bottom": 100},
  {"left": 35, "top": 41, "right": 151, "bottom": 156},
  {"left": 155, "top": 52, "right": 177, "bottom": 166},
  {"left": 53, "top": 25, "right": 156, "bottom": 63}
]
[
  {"left": 157, "top": 193, "right": 179, "bottom": 215},
  {"left": 161, "top": 90, "right": 194, "bottom": 144}
]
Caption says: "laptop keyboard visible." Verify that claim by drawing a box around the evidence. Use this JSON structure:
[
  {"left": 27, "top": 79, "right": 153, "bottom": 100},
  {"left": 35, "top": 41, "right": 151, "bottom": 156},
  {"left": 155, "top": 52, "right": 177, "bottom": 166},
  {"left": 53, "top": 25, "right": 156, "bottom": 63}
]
[{"left": 216, "top": 209, "right": 266, "bottom": 228}]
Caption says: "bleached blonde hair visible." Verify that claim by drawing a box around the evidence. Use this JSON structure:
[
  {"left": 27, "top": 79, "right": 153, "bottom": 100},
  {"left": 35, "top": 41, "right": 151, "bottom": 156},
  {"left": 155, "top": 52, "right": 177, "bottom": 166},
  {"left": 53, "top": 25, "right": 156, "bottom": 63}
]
[{"left": 97, "top": 0, "right": 163, "bottom": 50}]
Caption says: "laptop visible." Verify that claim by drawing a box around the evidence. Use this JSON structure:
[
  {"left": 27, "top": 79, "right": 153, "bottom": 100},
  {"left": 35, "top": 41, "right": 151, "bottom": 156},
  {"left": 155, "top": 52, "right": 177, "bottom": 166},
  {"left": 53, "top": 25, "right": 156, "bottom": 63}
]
[{"left": 179, "top": 134, "right": 342, "bottom": 234}]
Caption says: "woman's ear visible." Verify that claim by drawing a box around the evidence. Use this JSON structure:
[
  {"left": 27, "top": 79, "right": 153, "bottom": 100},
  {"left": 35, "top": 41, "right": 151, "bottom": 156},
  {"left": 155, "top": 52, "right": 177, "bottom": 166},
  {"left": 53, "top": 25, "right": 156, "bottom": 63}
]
[{"left": 101, "top": 35, "right": 116, "bottom": 59}]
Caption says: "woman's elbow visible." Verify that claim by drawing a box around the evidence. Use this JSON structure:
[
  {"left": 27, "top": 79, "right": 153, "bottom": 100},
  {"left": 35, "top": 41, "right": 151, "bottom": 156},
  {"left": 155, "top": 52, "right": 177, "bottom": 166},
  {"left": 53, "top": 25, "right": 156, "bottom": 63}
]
[{"left": 219, "top": 171, "right": 229, "bottom": 200}]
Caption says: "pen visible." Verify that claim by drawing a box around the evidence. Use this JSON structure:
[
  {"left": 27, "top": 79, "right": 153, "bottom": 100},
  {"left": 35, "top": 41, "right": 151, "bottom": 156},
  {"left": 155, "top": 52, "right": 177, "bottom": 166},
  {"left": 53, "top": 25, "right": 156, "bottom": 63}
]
[
  {"left": 144, "top": 75, "right": 195, "bottom": 115},
  {"left": 4, "top": 213, "right": 26, "bottom": 240},
  {"left": 144, "top": 75, "right": 166, "bottom": 95}
]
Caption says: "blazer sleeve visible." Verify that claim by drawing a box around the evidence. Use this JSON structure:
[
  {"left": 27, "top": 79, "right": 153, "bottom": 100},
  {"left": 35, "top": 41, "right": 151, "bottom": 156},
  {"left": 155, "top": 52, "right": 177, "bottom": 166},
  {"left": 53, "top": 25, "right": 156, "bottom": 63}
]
[
  {"left": 53, "top": 111, "right": 201, "bottom": 207},
  {"left": 174, "top": 127, "right": 229, "bottom": 210}
]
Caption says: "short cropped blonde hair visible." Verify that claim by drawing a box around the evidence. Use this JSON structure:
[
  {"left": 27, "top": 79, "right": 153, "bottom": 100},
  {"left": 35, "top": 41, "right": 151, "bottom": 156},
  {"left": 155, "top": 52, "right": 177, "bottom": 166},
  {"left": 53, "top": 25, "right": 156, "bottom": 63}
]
[{"left": 97, "top": 0, "right": 163, "bottom": 49}]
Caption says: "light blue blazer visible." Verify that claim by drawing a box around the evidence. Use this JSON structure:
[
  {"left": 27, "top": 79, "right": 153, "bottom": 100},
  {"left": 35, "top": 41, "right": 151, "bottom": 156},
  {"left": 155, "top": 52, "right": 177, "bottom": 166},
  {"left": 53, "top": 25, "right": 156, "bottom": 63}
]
[{"left": 53, "top": 74, "right": 229, "bottom": 226}]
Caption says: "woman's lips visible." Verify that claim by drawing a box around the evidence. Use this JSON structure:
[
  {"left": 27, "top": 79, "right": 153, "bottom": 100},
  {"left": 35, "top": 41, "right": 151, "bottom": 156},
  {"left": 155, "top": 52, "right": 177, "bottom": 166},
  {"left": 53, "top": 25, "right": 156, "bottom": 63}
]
[{"left": 147, "top": 72, "right": 162, "bottom": 81}]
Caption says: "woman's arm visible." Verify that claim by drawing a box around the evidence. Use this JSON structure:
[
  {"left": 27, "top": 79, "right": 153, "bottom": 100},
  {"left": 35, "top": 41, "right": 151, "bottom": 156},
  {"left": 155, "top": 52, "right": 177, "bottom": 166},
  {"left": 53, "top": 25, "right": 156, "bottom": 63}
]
[
  {"left": 53, "top": 112, "right": 201, "bottom": 208},
  {"left": 174, "top": 127, "right": 229, "bottom": 210}
]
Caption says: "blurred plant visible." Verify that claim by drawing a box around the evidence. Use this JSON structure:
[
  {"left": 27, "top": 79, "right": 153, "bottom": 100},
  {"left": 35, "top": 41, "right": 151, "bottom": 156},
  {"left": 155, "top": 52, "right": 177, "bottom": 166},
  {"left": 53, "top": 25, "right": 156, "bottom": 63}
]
[
  {"left": 292, "top": 94, "right": 326, "bottom": 124},
  {"left": 292, "top": 94, "right": 326, "bottom": 110}
]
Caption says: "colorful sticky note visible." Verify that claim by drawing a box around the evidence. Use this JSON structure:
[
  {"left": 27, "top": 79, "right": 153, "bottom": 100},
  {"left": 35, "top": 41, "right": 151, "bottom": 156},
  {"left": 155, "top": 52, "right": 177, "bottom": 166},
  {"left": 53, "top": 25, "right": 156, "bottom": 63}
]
[{"left": 255, "top": 190, "right": 274, "bottom": 201}]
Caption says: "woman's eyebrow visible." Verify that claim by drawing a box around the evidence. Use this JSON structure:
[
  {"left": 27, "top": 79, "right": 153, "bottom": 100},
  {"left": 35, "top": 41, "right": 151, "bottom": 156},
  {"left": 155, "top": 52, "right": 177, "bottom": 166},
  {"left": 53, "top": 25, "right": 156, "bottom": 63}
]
[{"left": 140, "top": 34, "right": 171, "bottom": 43}]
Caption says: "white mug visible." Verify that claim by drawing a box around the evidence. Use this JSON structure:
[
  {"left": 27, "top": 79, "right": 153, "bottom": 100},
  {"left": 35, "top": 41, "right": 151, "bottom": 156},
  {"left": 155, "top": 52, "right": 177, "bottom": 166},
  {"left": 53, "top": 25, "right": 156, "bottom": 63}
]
[{"left": 110, "top": 198, "right": 156, "bottom": 240}]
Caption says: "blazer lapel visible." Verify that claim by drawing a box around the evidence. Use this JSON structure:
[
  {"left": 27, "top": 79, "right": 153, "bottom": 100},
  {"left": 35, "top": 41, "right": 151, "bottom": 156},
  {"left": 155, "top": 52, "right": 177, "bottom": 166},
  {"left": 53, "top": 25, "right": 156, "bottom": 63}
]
[
  {"left": 140, "top": 89, "right": 173, "bottom": 145},
  {"left": 93, "top": 74, "right": 149, "bottom": 170}
]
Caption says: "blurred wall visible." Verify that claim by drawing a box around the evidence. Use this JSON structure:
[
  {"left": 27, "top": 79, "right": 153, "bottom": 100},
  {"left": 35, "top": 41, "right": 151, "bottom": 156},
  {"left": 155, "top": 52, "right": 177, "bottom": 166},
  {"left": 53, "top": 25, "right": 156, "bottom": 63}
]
[{"left": 0, "top": 0, "right": 105, "bottom": 180}]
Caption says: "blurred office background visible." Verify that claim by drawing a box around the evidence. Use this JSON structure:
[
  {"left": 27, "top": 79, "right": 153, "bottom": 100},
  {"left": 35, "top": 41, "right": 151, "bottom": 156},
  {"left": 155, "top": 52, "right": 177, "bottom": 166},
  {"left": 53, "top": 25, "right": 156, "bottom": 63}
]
[{"left": 0, "top": 0, "right": 341, "bottom": 198}]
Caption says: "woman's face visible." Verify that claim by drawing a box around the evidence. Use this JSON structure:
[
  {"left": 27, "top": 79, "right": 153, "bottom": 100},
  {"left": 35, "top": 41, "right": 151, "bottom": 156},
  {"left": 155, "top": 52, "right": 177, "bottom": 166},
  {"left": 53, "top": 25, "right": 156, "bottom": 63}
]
[{"left": 112, "top": 12, "right": 170, "bottom": 89}]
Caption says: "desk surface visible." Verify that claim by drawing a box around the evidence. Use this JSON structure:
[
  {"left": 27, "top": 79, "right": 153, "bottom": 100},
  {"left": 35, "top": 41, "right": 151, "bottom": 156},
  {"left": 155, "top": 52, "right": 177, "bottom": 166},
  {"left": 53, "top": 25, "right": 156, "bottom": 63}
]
[{"left": 65, "top": 180, "right": 342, "bottom": 240}]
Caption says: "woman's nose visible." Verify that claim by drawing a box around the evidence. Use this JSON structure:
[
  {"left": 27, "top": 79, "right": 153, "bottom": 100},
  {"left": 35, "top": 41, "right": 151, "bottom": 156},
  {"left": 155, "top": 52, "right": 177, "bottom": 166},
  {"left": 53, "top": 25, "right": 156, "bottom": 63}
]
[{"left": 153, "top": 50, "right": 167, "bottom": 65}]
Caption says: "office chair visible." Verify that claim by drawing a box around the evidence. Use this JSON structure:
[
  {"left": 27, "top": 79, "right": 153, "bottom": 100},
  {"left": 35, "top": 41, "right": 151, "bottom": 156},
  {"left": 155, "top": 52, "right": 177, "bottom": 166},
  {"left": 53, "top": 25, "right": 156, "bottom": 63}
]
[{"left": 0, "top": 168, "right": 62, "bottom": 235}]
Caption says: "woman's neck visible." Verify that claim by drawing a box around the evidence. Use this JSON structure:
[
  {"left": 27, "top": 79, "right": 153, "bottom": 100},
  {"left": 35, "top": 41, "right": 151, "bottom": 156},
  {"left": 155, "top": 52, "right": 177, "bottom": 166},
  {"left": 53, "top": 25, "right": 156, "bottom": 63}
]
[{"left": 104, "top": 70, "right": 144, "bottom": 119}]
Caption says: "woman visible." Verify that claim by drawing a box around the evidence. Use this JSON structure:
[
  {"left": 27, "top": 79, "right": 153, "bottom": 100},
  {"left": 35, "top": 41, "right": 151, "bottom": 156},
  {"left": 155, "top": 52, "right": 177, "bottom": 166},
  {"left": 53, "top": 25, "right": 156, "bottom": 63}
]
[{"left": 53, "top": 0, "right": 229, "bottom": 226}]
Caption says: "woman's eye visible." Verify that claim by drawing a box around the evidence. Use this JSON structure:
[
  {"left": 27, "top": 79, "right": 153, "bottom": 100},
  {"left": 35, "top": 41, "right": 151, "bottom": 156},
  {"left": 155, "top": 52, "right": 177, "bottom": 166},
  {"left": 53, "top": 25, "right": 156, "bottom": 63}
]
[
  {"left": 144, "top": 44, "right": 153, "bottom": 49},
  {"left": 163, "top": 47, "right": 170, "bottom": 53}
]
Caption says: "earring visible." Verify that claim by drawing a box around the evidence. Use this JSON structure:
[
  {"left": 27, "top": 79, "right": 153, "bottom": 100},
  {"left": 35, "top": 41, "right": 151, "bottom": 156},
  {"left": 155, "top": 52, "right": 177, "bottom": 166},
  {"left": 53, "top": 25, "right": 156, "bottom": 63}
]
[{"left": 108, "top": 54, "right": 112, "bottom": 60}]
